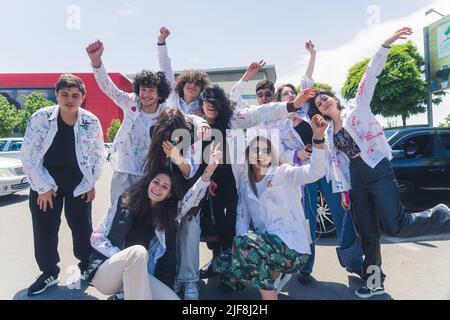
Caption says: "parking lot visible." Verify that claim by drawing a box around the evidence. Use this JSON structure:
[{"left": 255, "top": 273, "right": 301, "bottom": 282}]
[{"left": 1, "top": 163, "right": 450, "bottom": 300}]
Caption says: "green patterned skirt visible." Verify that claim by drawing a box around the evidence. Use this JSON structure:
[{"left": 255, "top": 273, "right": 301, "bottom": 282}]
[{"left": 211, "top": 231, "right": 309, "bottom": 291}]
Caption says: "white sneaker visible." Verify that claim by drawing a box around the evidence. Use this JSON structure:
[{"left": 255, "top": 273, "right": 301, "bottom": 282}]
[
  {"left": 275, "top": 273, "right": 292, "bottom": 295},
  {"left": 184, "top": 281, "right": 199, "bottom": 300}
]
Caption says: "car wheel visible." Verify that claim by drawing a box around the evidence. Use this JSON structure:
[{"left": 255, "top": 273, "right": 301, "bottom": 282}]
[{"left": 315, "top": 191, "right": 336, "bottom": 238}]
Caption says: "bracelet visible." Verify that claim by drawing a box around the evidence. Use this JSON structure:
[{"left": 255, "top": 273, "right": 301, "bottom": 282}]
[
  {"left": 313, "top": 137, "right": 325, "bottom": 144},
  {"left": 157, "top": 42, "right": 166, "bottom": 46}
]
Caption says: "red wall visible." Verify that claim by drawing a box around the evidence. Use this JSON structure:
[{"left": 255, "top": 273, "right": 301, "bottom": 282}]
[{"left": 0, "top": 73, "right": 132, "bottom": 142}]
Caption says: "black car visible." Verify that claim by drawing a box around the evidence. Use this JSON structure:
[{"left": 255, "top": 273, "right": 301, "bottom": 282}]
[{"left": 315, "top": 126, "right": 450, "bottom": 237}]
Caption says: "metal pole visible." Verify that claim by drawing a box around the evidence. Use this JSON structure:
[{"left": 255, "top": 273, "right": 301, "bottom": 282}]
[{"left": 423, "top": 26, "right": 434, "bottom": 127}]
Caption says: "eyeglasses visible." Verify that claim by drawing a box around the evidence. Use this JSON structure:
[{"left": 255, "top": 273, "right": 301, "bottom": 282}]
[{"left": 256, "top": 92, "right": 274, "bottom": 98}]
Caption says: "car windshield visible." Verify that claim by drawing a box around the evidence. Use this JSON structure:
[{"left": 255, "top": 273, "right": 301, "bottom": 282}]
[{"left": 384, "top": 130, "right": 398, "bottom": 141}]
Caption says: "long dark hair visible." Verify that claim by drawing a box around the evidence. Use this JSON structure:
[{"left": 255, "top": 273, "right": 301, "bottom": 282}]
[
  {"left": 145, "top": 108, "right": 193, "bottom": 178},
  {"left": 200, "top": 85, "right": 234, "bottom": 133},
  {"left": 307, "top": 91, "right": 344, "bottom": 120},
  {"left": 123, "top": 169, "right": 182, "bottom": 232}
]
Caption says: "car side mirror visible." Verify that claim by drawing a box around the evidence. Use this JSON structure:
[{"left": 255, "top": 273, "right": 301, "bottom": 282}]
[{"left": 392, "top": 150, "right": 406, "bottom": 160}]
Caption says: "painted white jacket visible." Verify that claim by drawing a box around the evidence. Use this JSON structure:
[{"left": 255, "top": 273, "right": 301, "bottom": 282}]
[
  {"left": 235, "top": 148, "right": 327, "bottom": 255},
  {"left": 229, "top": 76, "right": 314, "bottom": 164},
  {"left": 20, "top": 105, "right": 105, "bottom": 197},
  {"left": 93, "top": 63, "right": 205, "bottom": 178},
  {"left": 327, "top": 46, "right": 393, "bottom": 193},
  {"left": 90, "top": 177, "right": 210, "bottom": 274},
  {"left": 157, "top": 44, "right": 203, "bottom": 115}
]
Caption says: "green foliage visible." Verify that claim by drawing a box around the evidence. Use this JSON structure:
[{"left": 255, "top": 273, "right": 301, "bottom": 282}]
[
  {"left": 0, "top": 96, "right": 21, "bottom": 138},
  {"left": 17, "top": 92, "right": 54, "bottom": 134},
  {"left": 439, "top": 114, "right": 450, "bottom": 128},
  {"left": 107, "top": 119, "right": 121, "bottom": 143},
  {"left": 341, "top": 41, "right": 445, "bottom": 126},
  {"left": 312, "top": 82, "right": 335, "bottom": 94}
]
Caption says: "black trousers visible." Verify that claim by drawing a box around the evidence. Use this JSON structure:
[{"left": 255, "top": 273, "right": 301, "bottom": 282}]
[
  {"left": 350, "top": 157, "right": 450, "bottom": 283},
  {"left": 201, "top": 167, "right": 238, "bottom": 253},
  {"left": 29, "top": 184, "right": 92, "bottom": 276}
]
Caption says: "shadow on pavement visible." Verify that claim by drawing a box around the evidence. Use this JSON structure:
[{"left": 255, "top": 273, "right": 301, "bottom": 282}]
[
  {"left": 13, "top": 282, "right": 99, "bottom": 300},
  {"left": 197, "top": 274, "right": 394, "bottom": 300},
  {"left": 0, "top": 193, "right": 29, "bottom": 207}
]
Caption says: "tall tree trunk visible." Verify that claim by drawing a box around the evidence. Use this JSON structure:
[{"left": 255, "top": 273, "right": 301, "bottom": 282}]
[{"left": 402, "top": 114, "right": 407, "bottom": 127}]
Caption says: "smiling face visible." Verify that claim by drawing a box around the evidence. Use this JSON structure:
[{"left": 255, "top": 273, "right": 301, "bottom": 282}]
[
  {"left": 256, "top": 88, "right": 274, "bottom": 105},
  {"left": 139, "top": 86, "right": 159, "bottom": 109},
  {"left": 56, "top": 87, "right": 85, "bottom": 115},
  {"left": 314, "top": 93, "right": 340, "bottom": 118},
  {"left": 148, "top": 173, "right": 172, "bottom": 204},
  {"left": 183, "top": 81, "right": 202, "bottom": 100},
  {"left": 202, "top": 99, "right": 218, "bottom": 122}
]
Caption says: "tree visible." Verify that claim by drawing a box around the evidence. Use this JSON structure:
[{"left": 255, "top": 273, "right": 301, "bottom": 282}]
[
  {"left": 0, "top": 96, "right": 21, "bottom": 138},
  {"left": 296, "top": 82, "right": 334, "bottom": 94},
  {"left": 312, "top": 82, "right": 335, "bottom": 94},
  {"left": 107, "top": 119, "right": 121, "bottom": 143},
  {"left": 17, "top": 92, "right": 54, "bottom": 134},
  {"left": 439, "top": 114, "right": 450, "bottom": 128},
  {"left": 341, "top": 41, "right": 445, "bottom": 127}
]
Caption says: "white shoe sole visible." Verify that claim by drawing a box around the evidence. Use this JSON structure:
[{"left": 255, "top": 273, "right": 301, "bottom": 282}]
[
  {"left": 29, "top": 278, "right": 60, "bottom": 296},
  {"left": 355, "top": 289, "right": 385, "bottom": 299}
]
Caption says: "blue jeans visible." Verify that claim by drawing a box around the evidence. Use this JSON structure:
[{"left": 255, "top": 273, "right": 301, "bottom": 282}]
[{"left": 301, "top": 176, "right": 363, "bottom": 274}]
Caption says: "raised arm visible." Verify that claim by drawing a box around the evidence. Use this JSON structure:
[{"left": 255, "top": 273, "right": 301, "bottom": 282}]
[
  {"left": 305, "top": 41, "right": 316, "bottom": 80},
  {"left": 86, "top": 40, "right": 137, "bottom": 111},
  {"left": 356, "top": 27, "right": 413, "bottom": 108},
  {"left": 278, "top": 115, "right": 328, "bottom": 185},
  {"left": 230, "top": 61, "right": 266, "bottom": 110},
  {"left": 157, "top": 27, "right": 180, "bottom": 109}
]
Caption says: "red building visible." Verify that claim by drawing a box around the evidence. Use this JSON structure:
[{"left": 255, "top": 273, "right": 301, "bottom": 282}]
[{"left": 0, "top": 73, "right": 132, "bottom": 141}]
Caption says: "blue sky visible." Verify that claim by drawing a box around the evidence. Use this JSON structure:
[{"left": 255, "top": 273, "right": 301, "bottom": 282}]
[{"left": 1, "top": 0, "right": 449, "bottom": 125}]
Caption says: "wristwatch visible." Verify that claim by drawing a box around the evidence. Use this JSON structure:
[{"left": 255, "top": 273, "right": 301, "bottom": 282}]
[{"left": 313, "top": 137, "right": 325, "bottom": 144}]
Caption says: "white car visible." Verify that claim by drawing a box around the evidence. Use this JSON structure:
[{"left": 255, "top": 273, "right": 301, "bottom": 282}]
[
  {"left": 0, "top": 157, "right": 29, "bottom": 196},
  {"left": 0, "top": 138, "right": 24, "bottom": 160}
]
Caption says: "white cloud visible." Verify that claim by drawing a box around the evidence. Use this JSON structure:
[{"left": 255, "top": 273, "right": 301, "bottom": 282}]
[
  {"left": 278, "top": 0, "right": 450, "bottom": 126},
  {"left": 189, "top": 57, "right": 200, "bottom": 65},
  {"left": 117, "top": 3, "right": 141, "bottom": 17}
]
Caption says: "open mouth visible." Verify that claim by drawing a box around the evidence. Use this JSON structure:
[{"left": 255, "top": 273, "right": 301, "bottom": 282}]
[{"left": 151, "top": 190, "right": 161, "bottom": 197}]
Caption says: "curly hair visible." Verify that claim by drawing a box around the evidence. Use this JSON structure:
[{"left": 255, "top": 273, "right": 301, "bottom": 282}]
[
  {"left": 123, "top": 169, "right": 183, "bottom": 232},
  {"left": 175, "top": 70, "right": 210, "bottom": 100},
  {"left": 199, "top": 84, "right": 234, "bottom": 132},
  {"left": 133, "top": 70, "right": 171, "bottom": 104},
  {"left": 307, "top": 91, "right": 344, "bottom": 121}
]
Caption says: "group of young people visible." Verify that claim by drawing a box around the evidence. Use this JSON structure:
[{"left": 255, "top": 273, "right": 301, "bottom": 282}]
[{"left": 20, "top": 26, "right": 450, "bottom": 301}]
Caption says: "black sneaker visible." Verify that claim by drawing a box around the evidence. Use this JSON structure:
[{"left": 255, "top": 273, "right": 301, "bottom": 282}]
[
  {"left": 355, "top": 285, "right": 385, "bottom": 299},
  {"left": 199, "top": 260, "right": 218, "bottom": 280},
  {"left": 297, "top": 272, "right": 311, "bottom": 285},
  {"left": 27, "top": 273, "right": 60, "bottom": 296}
]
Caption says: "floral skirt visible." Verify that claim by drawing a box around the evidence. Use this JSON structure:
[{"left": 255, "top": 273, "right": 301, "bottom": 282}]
[{"left": 211, "top": 232, "right": 309, "bottom": 291}]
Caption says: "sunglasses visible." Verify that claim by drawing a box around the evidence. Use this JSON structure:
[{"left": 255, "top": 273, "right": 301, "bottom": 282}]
[{"left": 256, "top": 92, "right": 273, "bottom": 98}]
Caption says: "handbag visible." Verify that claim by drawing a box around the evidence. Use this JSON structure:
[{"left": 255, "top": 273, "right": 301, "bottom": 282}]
[{"left": 335, "top": 209, "right": 364, "bottom": 269}]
